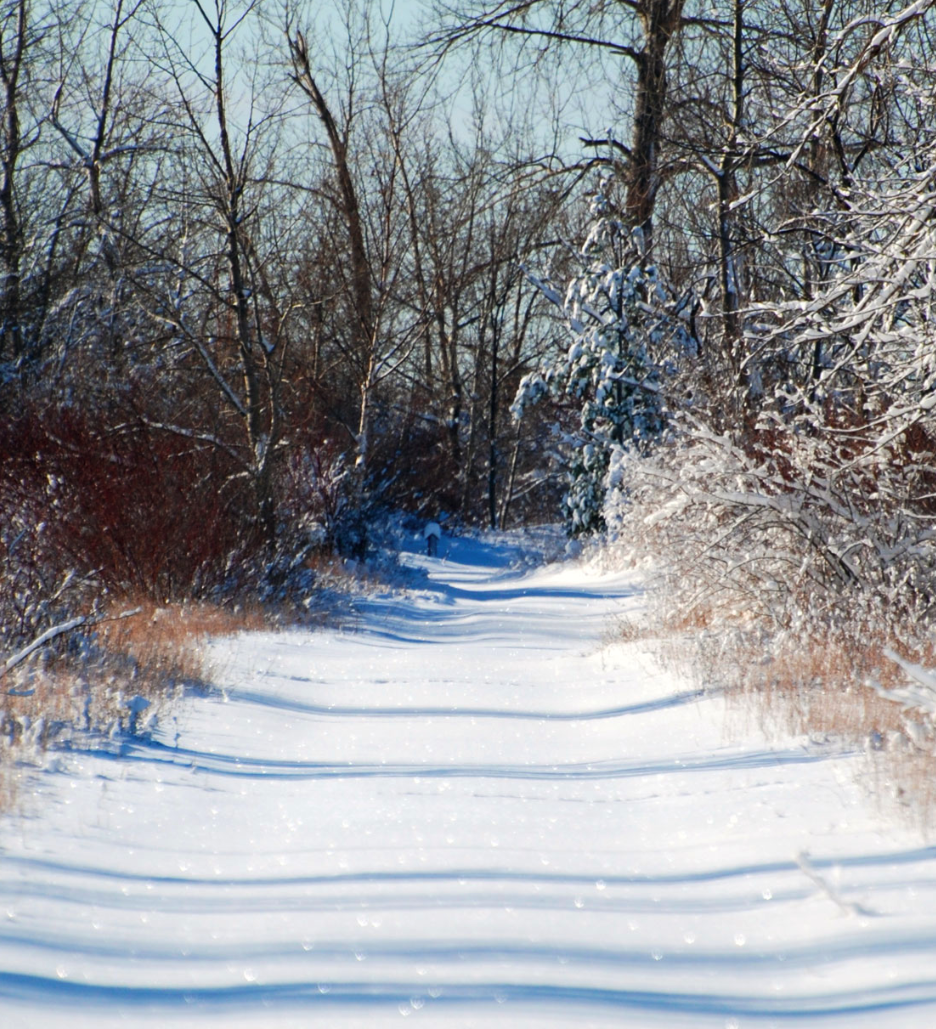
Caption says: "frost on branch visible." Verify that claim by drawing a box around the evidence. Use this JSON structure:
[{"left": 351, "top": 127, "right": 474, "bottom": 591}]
[{"left": 608, "top": 99, "right": 936, "bottom": 637}]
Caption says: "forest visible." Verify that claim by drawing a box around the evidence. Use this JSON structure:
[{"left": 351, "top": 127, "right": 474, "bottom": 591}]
[{"left": 2, "top": 0, "right": 936, "bottom": 708}]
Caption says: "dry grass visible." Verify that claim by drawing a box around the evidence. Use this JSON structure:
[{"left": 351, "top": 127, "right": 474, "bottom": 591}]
[
  {"left": 0, "top": 598, "right": 268, "bottom": 811},
  {"left": 730, "top": 630, "right": 936, "bottom": 821},
  {"left": 94, "top": 598, "right": 267, "bottom": 693},
  {"left": 618, "top": 599, "right": 936, "bottom": 824},
  {"left": 303, "top": 550, "right": 389, "bottom": 592}
]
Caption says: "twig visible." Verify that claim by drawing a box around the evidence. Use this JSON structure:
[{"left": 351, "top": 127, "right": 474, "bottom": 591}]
[
  {"left": 2, "top": 607, "right": 143, "bottom": 684},
  {"left": 796, "top": 851, "right": 875, "bottom": 917}
]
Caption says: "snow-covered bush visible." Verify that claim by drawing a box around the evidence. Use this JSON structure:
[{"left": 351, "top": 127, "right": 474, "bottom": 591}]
[
  {"left": 607, "top": 116, "right": 936, "bottom": 651},
  {"left": 607, "top": 417, "right": 935, "bottom": 631}
]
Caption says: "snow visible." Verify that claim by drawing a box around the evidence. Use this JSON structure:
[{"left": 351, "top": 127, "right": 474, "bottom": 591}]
[{"left": 3, "top": 531, "right": 936, "bottom": 1028}]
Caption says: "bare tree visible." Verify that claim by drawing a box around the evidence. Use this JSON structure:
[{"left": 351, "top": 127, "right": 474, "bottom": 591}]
[
  {"left": 430, "top": 0, "right": 690, "bottom": 258},
  {"left": 289, "top": 12, "right": 421, "bottom": 487},
  {"left": 0, "top": 0, "right": 29, "bottom": 370},
  {"left": 134, "top": 0, "right": 293, "bottom": 554}
]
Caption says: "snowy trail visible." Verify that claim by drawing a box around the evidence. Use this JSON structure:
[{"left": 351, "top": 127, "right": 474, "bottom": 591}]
[{"left": 3, "top": 533, "right": 936, "bottom": 1028}]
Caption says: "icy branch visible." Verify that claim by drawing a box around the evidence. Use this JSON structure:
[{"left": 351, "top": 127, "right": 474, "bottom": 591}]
[{"left": 2, "top": 607, "right": 143, "bottom": 683}]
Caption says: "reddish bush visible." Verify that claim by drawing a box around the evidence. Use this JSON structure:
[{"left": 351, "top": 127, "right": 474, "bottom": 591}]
[{"left": 1, "top": 404, "right": 260, "bottom": 613}]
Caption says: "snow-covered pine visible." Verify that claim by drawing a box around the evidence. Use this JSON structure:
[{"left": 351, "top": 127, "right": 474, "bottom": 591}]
[{"left": 512, "top": 181, "right": 681, "bottom": 535}]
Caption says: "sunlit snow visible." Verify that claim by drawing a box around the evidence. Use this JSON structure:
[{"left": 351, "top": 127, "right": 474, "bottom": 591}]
[{"left": 2, "top": 531, "right": 936, "bottom": 1028}]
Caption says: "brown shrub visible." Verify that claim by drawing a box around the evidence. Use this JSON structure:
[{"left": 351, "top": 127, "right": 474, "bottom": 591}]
[
  {"left": 0, "top": 598, "right": 268, "bottom": 810},
  {"left": 0, "top": 404, "right": 260, "bottom": 604}
]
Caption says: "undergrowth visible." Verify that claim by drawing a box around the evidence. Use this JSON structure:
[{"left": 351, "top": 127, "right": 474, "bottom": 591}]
[
  {"left": 618, "top": 589, "right": 936, "bottom": 823},
  {"left": 601, "top": 416, "right": 936, "bottom": 824},
  {"left": 0, "top": 599, "right": 267, "bottom": 809},
  {"left": 0, "top": 398, "right": 415, "bottom": 812}
]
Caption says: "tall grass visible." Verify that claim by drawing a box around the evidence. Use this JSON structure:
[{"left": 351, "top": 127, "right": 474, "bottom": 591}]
[
  {"left": 0, "top": 598, "right": 266, "bottom": 806},
  {"left": 0, "top": 399, "right": 280, "bottom": 809}
]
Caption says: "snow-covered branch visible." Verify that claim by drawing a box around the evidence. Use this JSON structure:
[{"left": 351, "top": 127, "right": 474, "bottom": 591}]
[{"left": 2, "top": 607, "right": 142, "bottom": 683}]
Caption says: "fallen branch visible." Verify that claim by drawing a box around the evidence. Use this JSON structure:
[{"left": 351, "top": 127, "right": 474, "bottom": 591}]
[
  {"left": 2, "top": 608, "right": 143, "bottom": 684},
  {"left": 796, "top": 851, "right": 875, "bottom": 917},
  {"left": 874, "top": 649, "right": 936, "bottom": 719}
]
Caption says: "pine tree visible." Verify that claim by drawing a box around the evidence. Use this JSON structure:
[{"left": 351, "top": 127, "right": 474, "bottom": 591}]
[{"left": 513, "top": 181, "right": 673, "bottom": 534}]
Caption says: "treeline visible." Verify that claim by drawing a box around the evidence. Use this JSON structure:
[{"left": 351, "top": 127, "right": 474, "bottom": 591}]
[
  {"left": 1, "top": 0, "right": 576, "bottom": 647},
  {"left": 4, "top": 0, "right": 936, "bottom": 665},
  {"left": 460, "top": 0, "right": 936, "bottom": 675}
]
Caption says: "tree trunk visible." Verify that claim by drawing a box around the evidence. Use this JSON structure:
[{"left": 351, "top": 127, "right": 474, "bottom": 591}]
[
  {"left": 290, "top": 32, "right": 374, "bottom": 474},
  {"left": 0, "top": 0, "right": 26, "bottom": 369},
  {"left": 627, "top": 1, "right": 685, "bottom": 257}
]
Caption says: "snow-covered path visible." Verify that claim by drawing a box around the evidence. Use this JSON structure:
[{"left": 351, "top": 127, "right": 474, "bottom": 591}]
[{"left": 3, "top": 533, "right": 936, "bottom": 1028}]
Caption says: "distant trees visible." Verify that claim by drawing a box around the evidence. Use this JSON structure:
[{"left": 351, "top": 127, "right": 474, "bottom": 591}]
[
  {"left": 427, "top": 0, "right": 936, "bottom": 653},
  {"left": 1, "top": 0, "right": 573, "bottom": 647},
  {"left": 600, "top": 0, "right": 936, "bottom": 638},
  {"left": 136, "top": 0, "right": 291, "bottom": 554},
  {"left": 430, "top": 0, "right": 688, "bottom": 255},
  {"left": 284, "top": 4, "right": 565, "bottom": 532},
  {"left": 4, "top": 0, "right": 936, "bottom": 659},
  {"left": 513, "top": 179, "right": 678, "bottom": 534}
]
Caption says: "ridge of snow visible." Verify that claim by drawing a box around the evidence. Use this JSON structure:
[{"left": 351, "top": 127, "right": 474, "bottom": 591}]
[{"left": 2, "top": 531, "right": 936, "bottom": 1028}]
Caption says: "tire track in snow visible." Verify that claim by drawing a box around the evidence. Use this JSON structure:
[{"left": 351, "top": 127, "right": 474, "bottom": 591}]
[{"left": 3, "top": 532, "right": 936, "bottom": 1028}]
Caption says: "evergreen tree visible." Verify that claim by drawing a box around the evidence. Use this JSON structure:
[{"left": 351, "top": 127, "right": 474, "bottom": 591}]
[{"left": 513, "top": 181, "right": 674, "bottom": 534}]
